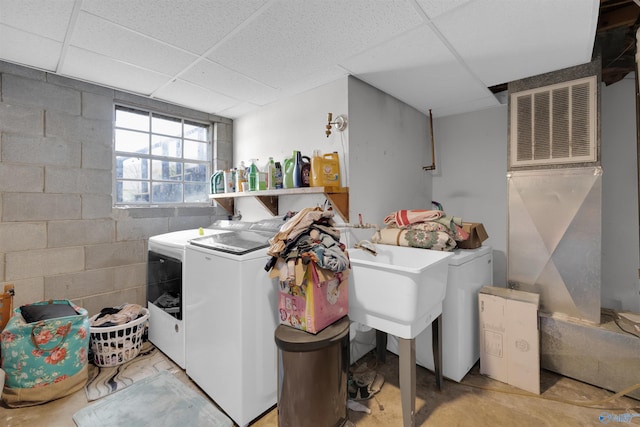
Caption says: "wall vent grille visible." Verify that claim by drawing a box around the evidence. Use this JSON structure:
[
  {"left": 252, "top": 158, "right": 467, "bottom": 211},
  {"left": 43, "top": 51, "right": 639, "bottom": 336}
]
[{"left": 509, "top": 76, "right": 597, "bottom": 168}]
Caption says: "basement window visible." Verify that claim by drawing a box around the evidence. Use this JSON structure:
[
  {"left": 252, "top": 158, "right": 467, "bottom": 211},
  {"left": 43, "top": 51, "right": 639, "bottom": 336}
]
[{"left": 114, "top": 105, "right": 212, "bottom": 205}]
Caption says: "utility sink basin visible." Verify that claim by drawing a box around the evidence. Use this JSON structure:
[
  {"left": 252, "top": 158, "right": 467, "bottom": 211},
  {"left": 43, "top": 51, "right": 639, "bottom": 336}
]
[{"left": 348, "top": 244, "right": 453, "bottom": 339}]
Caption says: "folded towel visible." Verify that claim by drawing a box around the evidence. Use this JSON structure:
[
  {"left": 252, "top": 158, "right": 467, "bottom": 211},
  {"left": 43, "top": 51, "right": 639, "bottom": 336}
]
[
  {"left": 377, "top": 228, "right": 456, "bottom": 251},
  {"left": 383, "top": 209, "right": 444, "bottom": 228}
]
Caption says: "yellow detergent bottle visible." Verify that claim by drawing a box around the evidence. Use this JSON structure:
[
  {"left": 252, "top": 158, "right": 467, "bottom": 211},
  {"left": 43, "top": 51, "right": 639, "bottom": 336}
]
[
  {"left": 311, "top": 150, "right": 323, "bottom": 187},
  {"left": 316, "top": 151, "right": 340, "bottom": 187}
]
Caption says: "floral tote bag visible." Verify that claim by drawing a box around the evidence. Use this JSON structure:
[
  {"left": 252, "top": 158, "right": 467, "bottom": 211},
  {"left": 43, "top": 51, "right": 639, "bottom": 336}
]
[{"left": 0, "top": 300, "right": 90, "bottom": 407}]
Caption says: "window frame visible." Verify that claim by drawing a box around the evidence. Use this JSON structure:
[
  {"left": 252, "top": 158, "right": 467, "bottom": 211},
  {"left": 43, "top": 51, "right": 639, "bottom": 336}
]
[{"left": 113, "top": 104, "right": 213, "bottom": 207}]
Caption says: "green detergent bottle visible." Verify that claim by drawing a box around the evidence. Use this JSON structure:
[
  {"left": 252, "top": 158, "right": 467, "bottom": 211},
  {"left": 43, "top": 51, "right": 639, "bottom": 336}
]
[
  {"left": 211, "top": 170, "right": 224, "bottom": 194},
  {"left": 248, "top": 159, "right": 259, "bottom": 191},
  {"left": 283, "top": 155, "right": 295, "bottom": 189}
]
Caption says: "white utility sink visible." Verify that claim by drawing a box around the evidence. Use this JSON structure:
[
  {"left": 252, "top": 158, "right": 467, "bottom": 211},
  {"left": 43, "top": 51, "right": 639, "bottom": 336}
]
[
  {"left": 348, "top": 244, "right": 453, "bottom": 339},
  {"left": 347, "top": 243, "right": 454, "bottom": 427}
]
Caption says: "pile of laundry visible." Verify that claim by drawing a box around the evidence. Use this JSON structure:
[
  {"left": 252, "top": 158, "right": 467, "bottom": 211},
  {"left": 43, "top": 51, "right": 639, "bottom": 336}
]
[
  {"left": 90, "top": 303, "right": 146, "bottom": 328},
  {"left": 265, "top": 207, "right": 349, "bottom": 285},
  {"left": 374, "top": 209, "right": 469, "bottom": 251}
]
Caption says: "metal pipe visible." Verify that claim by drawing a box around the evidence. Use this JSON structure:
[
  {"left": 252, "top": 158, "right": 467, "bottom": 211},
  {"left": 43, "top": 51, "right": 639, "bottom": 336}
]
[
  {"left": 636, "top": 27, "right": 640, "bottom": 276},
  {"left": 422, "top": 109, "right": 436, "bottom": 171}
]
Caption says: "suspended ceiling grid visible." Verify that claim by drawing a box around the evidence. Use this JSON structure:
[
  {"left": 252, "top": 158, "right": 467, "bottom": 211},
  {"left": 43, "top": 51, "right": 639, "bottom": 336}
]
[{"left": 0, "top": 0, "right": 601, "bottom": 119}]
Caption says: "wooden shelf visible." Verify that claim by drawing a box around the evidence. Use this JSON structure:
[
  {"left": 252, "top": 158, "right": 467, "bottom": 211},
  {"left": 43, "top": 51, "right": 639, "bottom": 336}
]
[{"left": 209, "top": 186, "right": 349, "bottom": 222}]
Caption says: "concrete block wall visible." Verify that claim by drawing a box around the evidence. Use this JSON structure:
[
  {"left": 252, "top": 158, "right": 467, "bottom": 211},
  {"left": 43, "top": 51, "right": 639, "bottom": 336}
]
[{"left": 0, "top": 60, "right": 233, "bottom": 315}]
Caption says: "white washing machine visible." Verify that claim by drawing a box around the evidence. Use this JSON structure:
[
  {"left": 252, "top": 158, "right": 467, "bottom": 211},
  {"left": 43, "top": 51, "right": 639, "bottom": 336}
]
[
  {"left": 184, "top": 220, "right": 282, "bottom": 427},
  {"left": 146, "top": 221, "right": 251, "bottom": 368},
  {"left": 387, "top": 245, "right": 493, "bottom": 382}
]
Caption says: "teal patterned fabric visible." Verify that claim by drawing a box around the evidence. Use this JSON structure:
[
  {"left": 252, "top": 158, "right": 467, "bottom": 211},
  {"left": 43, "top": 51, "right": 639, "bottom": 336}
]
[{"left": 1, "top": 300, "right": 90, "bottom": 389}]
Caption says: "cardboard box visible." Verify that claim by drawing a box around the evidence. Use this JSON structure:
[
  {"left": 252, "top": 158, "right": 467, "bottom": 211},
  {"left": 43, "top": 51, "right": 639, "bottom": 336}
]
[
  {"left": 458, "top": 222, "right": 489, "bottom": 249},
  {"left": 274, "top": 261, "right": 349, "bottom": 334},
  {"left": 479, "top": 286, "right": 540, "bottom": 394}
]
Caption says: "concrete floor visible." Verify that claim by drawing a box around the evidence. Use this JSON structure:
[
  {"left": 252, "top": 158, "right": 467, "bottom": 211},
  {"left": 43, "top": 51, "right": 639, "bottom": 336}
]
[{"left": 3, "top": 349, "right": 640, "bottom": 427}]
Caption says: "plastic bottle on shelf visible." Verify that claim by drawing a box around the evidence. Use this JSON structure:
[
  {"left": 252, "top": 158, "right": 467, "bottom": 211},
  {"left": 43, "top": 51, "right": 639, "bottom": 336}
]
[
  {"left": 266, "top": 157, "right": 276, "bottom": 190},
  {"left": 274, "top": 161, "right": 283, "bottom": 189},
  {"left": 311, "top": 149, "right": 322, "bottom": 187},
  {"left": 301, "top": 155, "right": 311, "bottom": 187},
  {"left": 292, "top": 151, "right": 303, "bottom": 188},
  {"left": 236, "top": 161, "right": 247, "bottom": 192},
  {"left": 248, "top": 159, "right": 259, "bottom": 191},
  {"left": 283, "top": 155, "right": 295, "bottom": 189},
  {"left": 211, "top": 170, "right": 224, "bottom": 194},
  {"left": 223, "top": 169, "right": 235, "bottom": 193},
  {"left": 321, "top": 152, "right": 341, "bottom": 187}
]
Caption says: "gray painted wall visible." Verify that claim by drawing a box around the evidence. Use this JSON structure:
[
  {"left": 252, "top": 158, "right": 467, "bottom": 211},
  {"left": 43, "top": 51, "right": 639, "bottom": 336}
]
[
  {"left": 431, "top": 105, "right": 508, "bottom": 286},
  {"left": 600, "top": 75, "right": 639, "bottom": 311}
]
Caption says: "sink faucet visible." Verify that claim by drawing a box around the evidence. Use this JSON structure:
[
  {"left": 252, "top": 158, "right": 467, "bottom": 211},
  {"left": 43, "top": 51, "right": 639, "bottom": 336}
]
[
  {"left": 336, "top": 213, "right": 382, "bottom": 243},
  {"left": 354, "top": 240, "right": 377, "bottom": 256}
]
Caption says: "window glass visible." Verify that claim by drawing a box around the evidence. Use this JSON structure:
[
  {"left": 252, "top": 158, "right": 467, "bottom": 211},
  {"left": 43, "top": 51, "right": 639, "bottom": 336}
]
[
  {"left": 119, "top": 180, "right": 150, "bottom": 203},
  {"left": 114, "top": 105, "right": 212, "bottom": 205},
  {"left": 185, "top": 182, "right": 208, "bottom": 203},
  {"left": 184, "top": 140, "right": 208, "bottom": 161},
  {"left": 117, "top": 156, "right": 149, "bottom": 179},
  {"left": 152, "top": 182, "right": 182, "bottom": 203},
  {"left": 151, "top": 135, "right": 182, "bottom": 158},
  {"left": 184, "top": 163, "right": 208, "bottom": 181},
  {"left": 115, "top": 129, "right": 149, "bottom": 154},
  {"left": 152, "top": 159, "right": 183, "bottom": 181},
  {"left": 152, "top": 114, "right": 182, "bottom": 137},
  {"left": 184, "top": 121, "right": 209, "bottom": 141},
  {"left": 116, "top": 108, "right": 149, "bottom": 132}
]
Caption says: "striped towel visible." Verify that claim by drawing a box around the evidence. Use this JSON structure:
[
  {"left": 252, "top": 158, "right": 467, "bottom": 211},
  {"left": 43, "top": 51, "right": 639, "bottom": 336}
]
[{"left": 383, "top": 209, "right": 444, "bottom": 228}]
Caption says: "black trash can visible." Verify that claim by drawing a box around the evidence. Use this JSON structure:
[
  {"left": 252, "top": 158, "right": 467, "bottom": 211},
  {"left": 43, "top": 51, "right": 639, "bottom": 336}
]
[{"left": 274, "top": 315, "right": 350, "bottom": 427}]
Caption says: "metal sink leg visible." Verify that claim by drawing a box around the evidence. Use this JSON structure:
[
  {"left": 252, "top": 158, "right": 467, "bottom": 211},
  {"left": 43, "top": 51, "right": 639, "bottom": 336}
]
[{"left": 398, "top": 337, "right": 416, "bottom": 427}]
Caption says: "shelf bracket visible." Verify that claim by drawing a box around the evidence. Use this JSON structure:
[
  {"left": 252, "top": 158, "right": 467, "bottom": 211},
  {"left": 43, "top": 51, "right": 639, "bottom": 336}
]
[
  {"left": 214, "top": 197, "right": 234, "bottom": 215},
  {"left": 325, "top": 192, "right": 349, "bottom": 222},
  {"left": 255, "top": 196, "right": 279, "bottom": 216}
]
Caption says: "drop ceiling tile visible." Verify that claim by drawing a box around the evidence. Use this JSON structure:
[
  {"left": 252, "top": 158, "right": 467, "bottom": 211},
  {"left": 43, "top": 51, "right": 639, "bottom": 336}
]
[
  {"left": 69, "top": 12, "right": 198, "bottom": 76},
  {"left": 432, "top": 0, "right": 598, "bottom": 86},
  {"left": 278, "top": 66, "right": 350, "bottom": 101},
  {"left": 343, "top": 24, "right": 493, "bottom": 116},
  {"left": 0, "top": 0, "right": 75, "bottom": 41},
  {"left": 433, "top": 95, "right": 500, "bottom": 118},
  {"left": 414, "top": 0, "right": 472, "bottom": 19},
  {"left": 61, "top": 46, "right": 172, "bottom": 95},
  {"left": 342, "top": 24, "right": 444, "bottom": 75},
  {"left": 217, "top": 101, "right": 262, "bottom": 119},
  {"left": 0, "top": 25, "right": 62, "bottom": 71},
  {"left": 180, "top": 59, "right": 279, "bottom": 105},
  {"left": 153, "top": 79, "right": 239, "bottom": 114},
  {"left": 208, "top": 0, "right": 424, "bottom": 88},
  {"left": 81, "top": 0, "right": 268, "bottom": 54}
]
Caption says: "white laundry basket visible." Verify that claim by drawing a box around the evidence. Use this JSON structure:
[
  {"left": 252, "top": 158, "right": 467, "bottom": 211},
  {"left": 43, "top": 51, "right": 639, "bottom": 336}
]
[{"left": 89, "top": 308, "right": 149, "bottom": 367}]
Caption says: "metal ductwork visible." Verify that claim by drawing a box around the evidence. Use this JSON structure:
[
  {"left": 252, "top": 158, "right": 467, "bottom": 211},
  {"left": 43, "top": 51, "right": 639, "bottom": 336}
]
[{"left": 507, "top": 60, "right": 602, "bottom": 324}]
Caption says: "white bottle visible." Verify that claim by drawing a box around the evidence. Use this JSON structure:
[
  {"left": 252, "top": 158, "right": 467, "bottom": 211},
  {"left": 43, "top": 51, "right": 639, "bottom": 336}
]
[{"left": 236, "top": 161, "right": 247, "bottom": 192}]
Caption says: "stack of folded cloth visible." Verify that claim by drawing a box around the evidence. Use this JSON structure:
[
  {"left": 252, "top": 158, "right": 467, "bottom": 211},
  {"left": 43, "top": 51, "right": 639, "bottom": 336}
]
[{"left": 375, "top": 209, "right": 468, "bottom": 251}]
